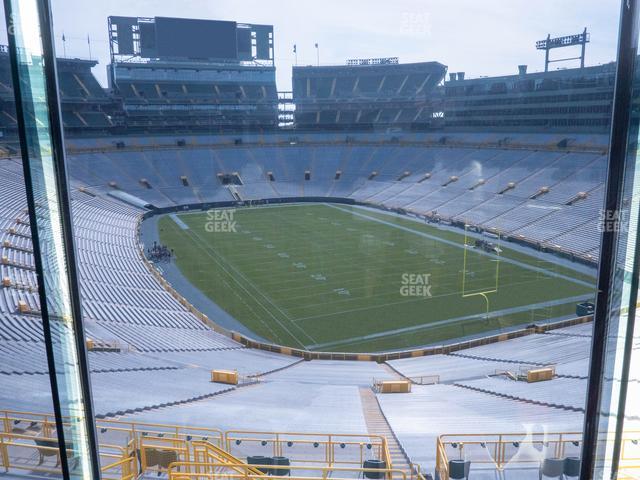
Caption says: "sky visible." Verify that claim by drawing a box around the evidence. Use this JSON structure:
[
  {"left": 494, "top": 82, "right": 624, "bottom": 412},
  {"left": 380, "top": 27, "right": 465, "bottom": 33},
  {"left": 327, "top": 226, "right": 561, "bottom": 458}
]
[{"left": 0, "top": 0, "right": 622, "bottom": 91}]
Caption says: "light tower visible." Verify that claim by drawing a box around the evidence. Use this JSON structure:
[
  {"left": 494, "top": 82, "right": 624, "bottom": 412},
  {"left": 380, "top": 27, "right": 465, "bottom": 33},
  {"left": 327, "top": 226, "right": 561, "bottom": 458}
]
[{"left": 536, "top": 27, "right": 590, "bottom": 72}]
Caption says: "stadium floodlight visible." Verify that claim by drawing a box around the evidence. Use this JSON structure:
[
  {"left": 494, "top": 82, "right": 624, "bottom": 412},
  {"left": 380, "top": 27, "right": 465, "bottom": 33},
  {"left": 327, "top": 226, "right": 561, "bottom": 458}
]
[{"left": 536, "top": 28, "right": 589, "bottom": 72}]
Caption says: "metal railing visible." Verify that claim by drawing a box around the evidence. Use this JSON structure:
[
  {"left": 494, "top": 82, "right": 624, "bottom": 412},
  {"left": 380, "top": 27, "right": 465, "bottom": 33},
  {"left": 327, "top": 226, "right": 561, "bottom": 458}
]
[
  {"left": 409, "top": 375, "right": 440, "bottom": 385},
  {"left": 97, "top": 417, "right": 225, "bottom": 449},
  {"left": 0, "top": 410, "right": 394, "bottom": 479},
  {"left": 0, "top": 431, "right": 129, "bottom": 478},
  {"left": 167, "top": 461, "right": 408, "bottom": 480},
  {"left": 435, "top": 431, "right": 640, "bottom": 480},
  {"left": 0, "top": 431, "right": 63, "bottom": 476},
  {"left": 224, "top": 430, "right": 391, "bottom": 469},
  {"left": 100, "top": 455, "right": 137, "bottom": 480},
  {"left": 192, "top": 441, "right": 266, "bottom": 476},
  {"left": 1, "top": 409, "right": 224, "bottom": 478}
]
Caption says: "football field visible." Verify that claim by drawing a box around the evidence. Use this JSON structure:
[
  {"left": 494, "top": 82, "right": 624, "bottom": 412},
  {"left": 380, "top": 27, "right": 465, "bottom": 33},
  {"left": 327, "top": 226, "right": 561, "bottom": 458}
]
[{"left": 158, "top": 203, "right": 595, "bottom": 352}]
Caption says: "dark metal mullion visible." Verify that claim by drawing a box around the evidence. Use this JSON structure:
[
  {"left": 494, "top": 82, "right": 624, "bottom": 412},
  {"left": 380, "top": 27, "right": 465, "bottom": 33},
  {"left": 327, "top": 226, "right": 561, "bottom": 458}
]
[
  {"left": 607, "top": 0, "right": 640, "bottom": 467},
  {"left": 610, "top": 228, "right": 640, "bottom": 473},
  {"left": 4, "top": 4, "right": 69, "bottom": 478},
  {"left": 2, "top": 0, "right": 101, "bottom": 478},
  {"left": 580, "top": 0, "right": 639, "bottom": 478},
  {"left": 2, "top": 6, "right": 72, "bottom": 478},
  {"left": 36, "top": 0, "right": 102, "bottom": 479}
]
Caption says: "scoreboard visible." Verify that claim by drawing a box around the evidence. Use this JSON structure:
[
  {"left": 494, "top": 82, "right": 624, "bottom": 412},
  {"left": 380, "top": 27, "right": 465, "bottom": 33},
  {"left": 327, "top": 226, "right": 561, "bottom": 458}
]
[{"left": 108, "top": 16, "right": 274, "bottom": 62}]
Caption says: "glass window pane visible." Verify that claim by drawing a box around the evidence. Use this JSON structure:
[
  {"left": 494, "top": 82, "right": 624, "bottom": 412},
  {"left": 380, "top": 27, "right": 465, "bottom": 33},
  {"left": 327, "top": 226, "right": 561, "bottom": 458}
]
[
  {"left": 1, "top": 0, "right": 98, "bottom": 478},
  {"left": 590, "top": 6, "right": 640, "bottom": 476},
  {"left": 0, "top": 9, "right": 59, "bottom": 478},
  {"left": 7, "top": 0, "right": 637, "bottom": 479}
]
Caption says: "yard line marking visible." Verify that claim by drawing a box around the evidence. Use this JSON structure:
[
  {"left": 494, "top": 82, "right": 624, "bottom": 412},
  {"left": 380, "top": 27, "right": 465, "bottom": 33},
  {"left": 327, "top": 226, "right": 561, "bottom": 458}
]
[
  {"left": 306, "top": 294, "right": 589, "bottom": 350},
  {"left": 178, "top": 227, "right": 307, "bottom": 346},
  {"left": 172, "top": 230, "right": 282, "bottom": 342},
  {"left": 179, "top": 229, "right": 285, "bottom": 341},
  {"left": 326, "top": 204, "right": 594, "bottom": 289},
  {"left": 186, "top": 227, "right": 318, "bottom": 346},
  {"left": 288, "top": 275, "right": 587, "bottom": 323},
  {"left": 181, "top": 206, "right": 588, "bottom": 313},
  {"left": 169, "top": 214, "right": 190, "bottom": 230}
]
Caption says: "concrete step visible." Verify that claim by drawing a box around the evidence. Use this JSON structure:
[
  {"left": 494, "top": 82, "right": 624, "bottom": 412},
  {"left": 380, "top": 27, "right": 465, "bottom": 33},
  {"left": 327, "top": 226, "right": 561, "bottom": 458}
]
[{"left": 359, "top": 387, "right": 414, "bottom": 476}]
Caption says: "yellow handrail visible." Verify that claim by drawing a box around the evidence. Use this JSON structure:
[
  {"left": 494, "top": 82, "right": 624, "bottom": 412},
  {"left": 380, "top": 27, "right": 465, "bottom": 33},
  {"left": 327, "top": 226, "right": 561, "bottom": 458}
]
[
  {"left": 166, "top": 461, "right": 408, "bottom": 480},
  {"left": 225, "top": 429, "right": 389, "bottom": 467},
  {"left": 101, "top": 455, "right": 137, "bottom": 480},
  {"left": 0, "top": 431, "right": 63, "bottom": 475},
  {"left": 1, "top": 409, "right": 395, "bottom": 478},
  {"left": 436, "top": 430, "right": 640, "bottom": 478},
  {"left": 192, "top": 440, "right": 265, "bottom": 476},
  {"left": 0, "top": 431, "right": 135, "bottom": 479},
  {"left": 1, "top": 409, "right": 224, "bottom": 447}
]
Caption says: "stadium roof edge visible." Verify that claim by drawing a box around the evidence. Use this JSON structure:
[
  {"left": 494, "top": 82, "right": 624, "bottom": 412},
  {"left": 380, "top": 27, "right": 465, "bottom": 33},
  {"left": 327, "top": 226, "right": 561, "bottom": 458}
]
[
  {"left": 57, "top": 57, "right": 100, "bottom": 67},
  {"left": 110, "top": 59, "right": 275, "bottom": 71},
  {"left": 292, "top": 60, "right": 447, "bottom": 71},
  {"left": 445, "top": 61, "right": 617, "bottom": 84}
]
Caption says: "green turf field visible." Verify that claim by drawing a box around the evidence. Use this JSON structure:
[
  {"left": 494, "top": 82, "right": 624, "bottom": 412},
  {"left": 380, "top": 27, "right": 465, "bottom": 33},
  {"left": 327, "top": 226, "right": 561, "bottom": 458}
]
[{"left": 158, "top": 203, "right": 596, "bottom": 352}]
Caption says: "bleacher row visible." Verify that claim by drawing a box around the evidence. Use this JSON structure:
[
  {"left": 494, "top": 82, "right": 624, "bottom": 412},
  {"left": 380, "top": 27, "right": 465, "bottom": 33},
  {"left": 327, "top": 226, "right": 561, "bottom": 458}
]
[
  {"left": 293, "top": 71, "right": 441, "bottom": 101},
  {"left": 1, "top": 50, "right": 280, "bottom": 134},
  {"left": 118, "top": 81, "right": 277, "bottom": 102},
  {"left": 294, "top": 107, "right": 436, "bottom": 127},
  {"left": 104, "top": 322, "right": 639, "bottom": 479},
  {"left": 63, "top": 133, "right": 609, "bottom": 260},
  {"left": 0, "top": 158, "right": 238, "bottom": 352},
  {"left": 0, "top": 155, "right": 308, "bottom": 421},
  {"left": 292, "top": 62, "right": 446, "bottom": 128}
]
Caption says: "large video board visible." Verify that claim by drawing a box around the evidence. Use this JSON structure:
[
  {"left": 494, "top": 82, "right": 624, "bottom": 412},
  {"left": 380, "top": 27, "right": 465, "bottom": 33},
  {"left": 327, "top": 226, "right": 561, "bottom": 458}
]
[
  {"left": 153, "top": 17, "right": 238, "bottom": 60},
  {"left": 109, "top": 16, "right": 274, "bottom": 62}
]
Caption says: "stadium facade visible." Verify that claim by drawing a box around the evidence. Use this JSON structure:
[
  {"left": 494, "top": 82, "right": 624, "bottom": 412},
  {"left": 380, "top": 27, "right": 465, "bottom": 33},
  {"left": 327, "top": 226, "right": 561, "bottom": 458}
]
[
  {"left": 443, "top": 63, "right": 617, "bottom": 132},
  {"left": 0, "top": 43, "right": 627, "bottom": 139},
  {"left": 292, "top": 60, "right": 446, "bottom": 129}
]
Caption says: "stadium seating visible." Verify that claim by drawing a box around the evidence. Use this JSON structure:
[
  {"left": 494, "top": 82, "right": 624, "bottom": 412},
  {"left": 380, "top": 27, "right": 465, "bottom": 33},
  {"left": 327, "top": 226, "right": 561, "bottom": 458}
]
[
  {"left": 0, "top": 51, "right": 116, "bottom": 138},
  {"left": 444, "top": 62, "right": 616, "bottom": 132},
  {"left": 293, "top": 62, "right": 446, "bottom": 129},
  {"left": 60, "top": 132, "right": 608, "bottom": 263},
  {"left": 0, "top": 157, "right": 302, "bottom": 420},
  {"left": 377, "top": 321, "right": 640, "bottom": 478},
  {"left": 111, "top": 61, "right": 279, "bottom": 131},
  {"left": 124, "top": 376, "right": 375, "bottom": 434},
  {"left": 377, "top": 382, "right": 587, "bottom": 477}
]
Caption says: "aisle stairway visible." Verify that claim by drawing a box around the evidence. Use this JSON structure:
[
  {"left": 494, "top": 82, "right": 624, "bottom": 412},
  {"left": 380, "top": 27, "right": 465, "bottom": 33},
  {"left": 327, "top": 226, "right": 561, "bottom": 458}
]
[{"left": 359, "top": 387, "right": 422, "bottom": 479}]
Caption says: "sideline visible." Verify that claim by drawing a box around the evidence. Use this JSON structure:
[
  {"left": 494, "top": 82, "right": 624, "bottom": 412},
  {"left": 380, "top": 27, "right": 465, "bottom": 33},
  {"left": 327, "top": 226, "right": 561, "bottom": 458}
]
[
  {"left": 307, "top": 294, "right": 588, "bottom": 350},
  {"left": 169, "top": 213, "right": 190, "bottom": 230}
]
